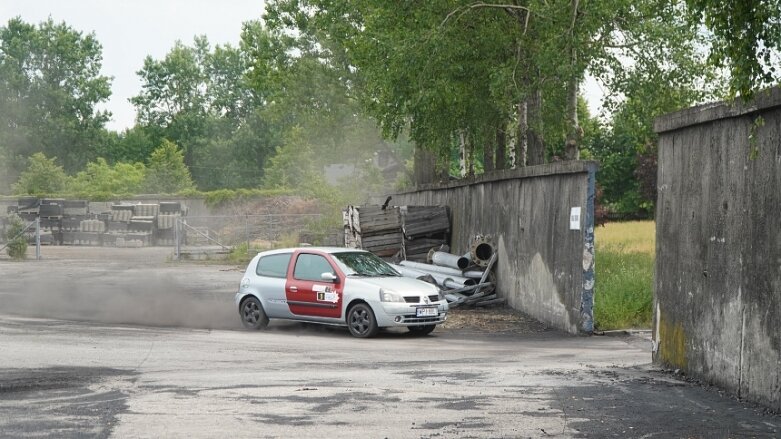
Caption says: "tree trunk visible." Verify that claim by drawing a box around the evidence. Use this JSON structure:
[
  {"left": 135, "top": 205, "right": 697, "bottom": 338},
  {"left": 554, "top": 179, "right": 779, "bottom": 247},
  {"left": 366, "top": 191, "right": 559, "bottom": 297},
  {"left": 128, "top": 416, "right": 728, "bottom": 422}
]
[
  {"left": 484, "top": 127, "right": 495, "bottom": 173},
  {"left": 527, "top": 86, "right": 545, "bottom": 165},
  {"left": 514, "top": 100, "right": 527, "bottom": 168},
  {"left": 495, "top": 122, "right": 506, "bottom": 170},
  {"left": 458, "top": 131, "right": 467, "bottom": 177},
  {"left": 466, "top": 133, "right": 475, "bottom": 177},
  {"left": 564, "top": 0, "right": 582, "bottom": 161},
  {"left": 412, "top": 144, "right": 437, "bottom": 185},
  {"left": 564, "top": 76, "right": 581, "bottom": 160}
]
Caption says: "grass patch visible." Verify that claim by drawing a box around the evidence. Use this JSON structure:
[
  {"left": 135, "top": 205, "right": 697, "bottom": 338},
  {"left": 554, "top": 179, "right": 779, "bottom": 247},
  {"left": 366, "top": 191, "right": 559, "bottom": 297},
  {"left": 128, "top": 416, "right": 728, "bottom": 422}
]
[{"left": 594, "top": 221, "right": 655, "bottom": 330}]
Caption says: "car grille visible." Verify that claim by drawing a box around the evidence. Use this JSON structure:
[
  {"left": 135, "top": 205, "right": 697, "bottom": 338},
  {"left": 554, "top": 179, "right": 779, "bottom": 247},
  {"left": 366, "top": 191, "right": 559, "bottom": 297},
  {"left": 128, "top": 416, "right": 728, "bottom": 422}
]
[
  {"left": 403, "top": 295, "right": 441, "bottom": 303},
  {"left": 403, "top": 316, "right": 442, "bottom": 324}
]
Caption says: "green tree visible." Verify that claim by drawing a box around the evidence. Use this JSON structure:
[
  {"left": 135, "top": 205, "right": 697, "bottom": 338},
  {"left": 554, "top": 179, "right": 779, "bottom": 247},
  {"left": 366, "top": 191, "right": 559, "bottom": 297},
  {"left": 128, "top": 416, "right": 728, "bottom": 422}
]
[
  {"left": 68, "top": 158, "right": 146, "bottom": 197},
  {"left": 585, "top": 66, "right": 708, "bottom": 215},
  {"left": 12, "top": 152, "right": 69, "bottom": 195},
  {"left": 144, "top": 140, "right": 195, "bottom": 194},
  {"left": 263, "top": 0, "right": 713, "bottom": 179},
  {"left": 99, "top": 126, "right": 157, "bottom": 164},
  {"left": 0, "top": 17, "right": 111, "bottom": 183},
  {"left": 242, "top": 19, "right": 408, "bottom": 191},
  {"left": 131, "top": 36, "right": 273, "bottom": 189},
  {"left": 686, "top": 0, "right": 781, "bottom": 98},
  {"left": 4, "top": 214, "right": 28, "bottom": 259}
]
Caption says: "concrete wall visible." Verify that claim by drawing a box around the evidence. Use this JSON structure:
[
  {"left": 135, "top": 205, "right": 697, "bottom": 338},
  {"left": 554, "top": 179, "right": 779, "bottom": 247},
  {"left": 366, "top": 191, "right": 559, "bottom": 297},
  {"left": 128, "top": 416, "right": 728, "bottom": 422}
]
[
  {"left": 375, "top": 161, "right": 597, "bottom": 334},
  {"left": 654, "top": 87, "right": 781, "bottom": 411}
]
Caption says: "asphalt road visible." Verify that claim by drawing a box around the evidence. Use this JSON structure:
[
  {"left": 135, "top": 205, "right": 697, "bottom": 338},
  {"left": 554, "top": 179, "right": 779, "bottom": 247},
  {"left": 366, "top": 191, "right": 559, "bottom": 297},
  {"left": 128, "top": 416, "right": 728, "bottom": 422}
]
[{"left": 0, "top": 248, "right": 779, "bottom": 438}]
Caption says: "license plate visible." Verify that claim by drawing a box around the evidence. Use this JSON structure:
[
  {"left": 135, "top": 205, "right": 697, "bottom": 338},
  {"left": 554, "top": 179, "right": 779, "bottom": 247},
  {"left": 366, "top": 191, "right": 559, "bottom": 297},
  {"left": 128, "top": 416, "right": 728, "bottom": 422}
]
[{"left": 416, "top": 307, "right": 438, "bottom": 317}]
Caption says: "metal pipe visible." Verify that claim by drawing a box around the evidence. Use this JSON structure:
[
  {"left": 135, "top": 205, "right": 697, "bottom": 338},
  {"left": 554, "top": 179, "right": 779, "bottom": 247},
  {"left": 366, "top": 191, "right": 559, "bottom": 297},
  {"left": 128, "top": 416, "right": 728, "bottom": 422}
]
[
  {"left": 431, "top": 251, "right": 470, "bottom": 270},
  {"left": 390, "top": 264, "right": 476, "bottom": 288},
  {"left": 35, "top": 217, "right": 41, "bottom": 260},
  {"left": 399, "top": 260, "right": 463, "bottom": 277},
  {"left": 462, "top": 270, "right": 485, "bottom": 279},
  {"left": 390, "top": 264, "right": 427, "bottom": 279},
  {"left": 469, "top": 236, "right": 494, "bottom": 267}
]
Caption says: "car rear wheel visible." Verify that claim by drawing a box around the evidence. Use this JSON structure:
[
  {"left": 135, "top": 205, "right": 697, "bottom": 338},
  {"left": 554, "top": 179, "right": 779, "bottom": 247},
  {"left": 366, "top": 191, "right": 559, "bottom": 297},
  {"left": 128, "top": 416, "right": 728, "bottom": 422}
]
[
  {"left": 347, "top": 303, "right": 379, "bottom": 338},
  {"left": 408, "top": 324, "right": 436, "bottom": 336},
  {"left": 241, "top": 297, "right": 269, "bottom": 330}
]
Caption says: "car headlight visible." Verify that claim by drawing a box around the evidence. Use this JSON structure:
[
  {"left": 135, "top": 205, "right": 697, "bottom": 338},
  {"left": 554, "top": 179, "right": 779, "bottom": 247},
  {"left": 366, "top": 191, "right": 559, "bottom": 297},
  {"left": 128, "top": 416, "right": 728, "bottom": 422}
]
[
  {"left": 240, "top": 278, "right": 250, "bottom": 290},
  {"left": 379, "top": 288, "right": 405, "bottom": 303},
  {"left": 438, "top": 289, "right": 446, "bottom": 301}
]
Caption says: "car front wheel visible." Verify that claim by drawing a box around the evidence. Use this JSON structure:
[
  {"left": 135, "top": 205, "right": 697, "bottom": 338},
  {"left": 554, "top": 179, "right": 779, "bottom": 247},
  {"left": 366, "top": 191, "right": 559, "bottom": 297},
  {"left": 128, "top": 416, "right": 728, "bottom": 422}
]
[
  {"left": 241, "top": 297, "right": 269, "bottom": 330},
  {"left": 408, "top": 324, "right": 436, "bottom": 336},
  {"left": 347, "top": 303, "right": 379, "bottom": 338}
]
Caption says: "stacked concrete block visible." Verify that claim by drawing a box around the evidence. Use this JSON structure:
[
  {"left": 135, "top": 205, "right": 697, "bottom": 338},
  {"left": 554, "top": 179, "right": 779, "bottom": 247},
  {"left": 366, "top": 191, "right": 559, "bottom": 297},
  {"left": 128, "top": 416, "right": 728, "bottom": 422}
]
[
  {"left": 133, "top": 203, "right": 159, "bottom": 217},
  {"left": 7, "top": 198, "right": 188, "bottom": 248},
  {"left": 101, "top": 202, "right": 186, "bottom": 247},
  {"left": 63, "top": 200, "right": 88, "bottom": 217},
  {"left": 110, "top": 206, "right": 134, "bottom": 223},
  {"left": 156, "top": 212, "right": 181, "bottom": 246},
  {"left": 80, "top": 219, "right": 106, "bottom": 233},
  {"left": 17, "top": 197, "right": 39, "bottom": 222},
  {"left": 104, "top": 205, "right": 137, "bottom": 246}
]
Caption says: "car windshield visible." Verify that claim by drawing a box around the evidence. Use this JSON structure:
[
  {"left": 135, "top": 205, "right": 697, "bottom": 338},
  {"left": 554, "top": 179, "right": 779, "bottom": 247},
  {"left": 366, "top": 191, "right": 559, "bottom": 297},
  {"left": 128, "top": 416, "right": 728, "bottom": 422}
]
[{"left": 332, "top": 252, "right": 400, "bottom": 277}]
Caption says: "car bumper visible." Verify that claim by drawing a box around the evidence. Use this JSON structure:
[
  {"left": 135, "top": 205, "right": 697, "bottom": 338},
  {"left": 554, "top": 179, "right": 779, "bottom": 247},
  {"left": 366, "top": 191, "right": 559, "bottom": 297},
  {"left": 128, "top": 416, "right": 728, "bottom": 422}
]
[{"left": 374, "top": 301, "right": 449, "bottom": 327}]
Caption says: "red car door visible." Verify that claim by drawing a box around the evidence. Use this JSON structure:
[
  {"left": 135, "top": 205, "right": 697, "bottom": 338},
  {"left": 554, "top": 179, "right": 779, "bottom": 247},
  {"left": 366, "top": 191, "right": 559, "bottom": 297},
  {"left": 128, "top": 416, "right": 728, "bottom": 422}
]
[{"left": 285, "top": 251, "right": 343, "bottom": 319}]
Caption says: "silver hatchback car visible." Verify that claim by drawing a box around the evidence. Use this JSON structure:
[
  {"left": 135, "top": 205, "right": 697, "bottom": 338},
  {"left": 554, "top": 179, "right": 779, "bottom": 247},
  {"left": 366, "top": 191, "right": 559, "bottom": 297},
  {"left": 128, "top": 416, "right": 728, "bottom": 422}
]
[{"left": 235, "top": 247, "right": 448, "bottom": 337}]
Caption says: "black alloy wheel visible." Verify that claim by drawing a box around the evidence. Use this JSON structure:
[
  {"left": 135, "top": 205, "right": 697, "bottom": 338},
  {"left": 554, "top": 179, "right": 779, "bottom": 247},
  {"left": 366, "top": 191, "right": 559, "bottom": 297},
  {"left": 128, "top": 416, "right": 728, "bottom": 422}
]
[
  {"left": 347, "top": 303, "right": 379, "bottom": 338},
  {"left": 241, "top": 297, "right": 269, "bottom": 330}
]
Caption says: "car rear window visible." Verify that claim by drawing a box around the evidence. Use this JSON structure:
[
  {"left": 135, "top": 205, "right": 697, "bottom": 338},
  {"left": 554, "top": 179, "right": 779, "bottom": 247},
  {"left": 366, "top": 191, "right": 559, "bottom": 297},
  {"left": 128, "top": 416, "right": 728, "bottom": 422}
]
[{"left": 256, "top": 253, "right": 292, "bottom": 278}]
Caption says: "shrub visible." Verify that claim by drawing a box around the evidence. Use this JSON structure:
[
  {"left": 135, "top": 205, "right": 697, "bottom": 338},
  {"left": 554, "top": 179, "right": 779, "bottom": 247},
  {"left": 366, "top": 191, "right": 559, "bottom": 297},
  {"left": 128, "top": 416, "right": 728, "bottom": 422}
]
[
  {"left": 5, "top": 214, "right": 28, "bottom": 259},
  {"left": 68, "top": 158, "right": 146, "bottom": 196},
  {"left": 12, "top": 153, "right": 69, "bottom": 195}
]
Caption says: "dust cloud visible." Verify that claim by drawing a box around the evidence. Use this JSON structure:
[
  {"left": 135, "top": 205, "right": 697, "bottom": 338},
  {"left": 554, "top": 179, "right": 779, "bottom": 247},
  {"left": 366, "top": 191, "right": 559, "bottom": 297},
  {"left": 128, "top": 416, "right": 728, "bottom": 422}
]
[{"left": 0, "top": 250, "right": 243, "bottom": 330}]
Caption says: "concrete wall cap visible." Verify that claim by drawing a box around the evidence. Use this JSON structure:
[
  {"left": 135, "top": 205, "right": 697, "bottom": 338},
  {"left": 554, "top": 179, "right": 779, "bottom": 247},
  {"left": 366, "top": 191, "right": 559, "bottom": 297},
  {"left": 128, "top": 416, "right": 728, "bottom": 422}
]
[
  {"left": 392, "top": 160, "right": 598, "bottom": 195},
  {"left": 654, "top": 86, "right": 781, "bottom": 134}
]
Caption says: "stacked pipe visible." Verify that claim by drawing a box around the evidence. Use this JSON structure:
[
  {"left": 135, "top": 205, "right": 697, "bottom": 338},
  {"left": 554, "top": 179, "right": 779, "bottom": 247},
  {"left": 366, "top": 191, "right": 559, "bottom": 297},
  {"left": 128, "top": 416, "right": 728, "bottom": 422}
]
[{"left": 392, "top": 235, "right": 503, "bottom": 308}]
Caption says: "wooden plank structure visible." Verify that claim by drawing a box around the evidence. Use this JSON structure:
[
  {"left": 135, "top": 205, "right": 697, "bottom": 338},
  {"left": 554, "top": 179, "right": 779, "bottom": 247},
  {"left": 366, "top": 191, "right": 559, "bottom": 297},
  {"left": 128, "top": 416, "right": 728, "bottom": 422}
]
[{"left": 343, "top": 204, "right": 449, "bottom": 260}]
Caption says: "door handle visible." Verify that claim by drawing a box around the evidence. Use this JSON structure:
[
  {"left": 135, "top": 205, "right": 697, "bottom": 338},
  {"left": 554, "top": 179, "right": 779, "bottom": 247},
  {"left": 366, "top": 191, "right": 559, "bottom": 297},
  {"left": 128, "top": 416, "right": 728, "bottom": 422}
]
[{"left": 289, "top": 286, "right": 298, "bottom": 292}]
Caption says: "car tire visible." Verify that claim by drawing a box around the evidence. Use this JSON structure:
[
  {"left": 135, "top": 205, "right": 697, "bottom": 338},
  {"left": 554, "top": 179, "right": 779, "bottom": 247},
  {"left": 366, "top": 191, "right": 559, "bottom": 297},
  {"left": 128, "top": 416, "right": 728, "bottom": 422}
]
[
  {"left": 408, "top": 324, "right": 436, "bottom": 336},
  {"left": 347, "top": 303, "right": 379, "bottom": 338},
  {"left": 240, "top": 297, "right": 269, "bottom": 330}
]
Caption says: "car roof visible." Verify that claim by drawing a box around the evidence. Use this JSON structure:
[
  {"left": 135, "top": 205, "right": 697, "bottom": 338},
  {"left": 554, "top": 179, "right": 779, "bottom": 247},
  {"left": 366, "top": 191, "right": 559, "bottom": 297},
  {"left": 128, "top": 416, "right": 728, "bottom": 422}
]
[{"left": 256, "top": 247, "right": 367, "bottom": 257}]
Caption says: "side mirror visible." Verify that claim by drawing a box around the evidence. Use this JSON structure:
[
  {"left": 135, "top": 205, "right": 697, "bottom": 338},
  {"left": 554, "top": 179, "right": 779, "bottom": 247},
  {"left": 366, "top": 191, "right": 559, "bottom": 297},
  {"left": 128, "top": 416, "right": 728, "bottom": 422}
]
[{"left": 320, "top": 272, "right": 339, "bottom": 283}]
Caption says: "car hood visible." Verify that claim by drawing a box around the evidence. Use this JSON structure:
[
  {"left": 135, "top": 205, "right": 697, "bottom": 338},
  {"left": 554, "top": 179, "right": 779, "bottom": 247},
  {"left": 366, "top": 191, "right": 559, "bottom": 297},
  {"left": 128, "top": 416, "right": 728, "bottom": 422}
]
[{"left": 345, "top": 276, "right": 439, "bottom": 295}]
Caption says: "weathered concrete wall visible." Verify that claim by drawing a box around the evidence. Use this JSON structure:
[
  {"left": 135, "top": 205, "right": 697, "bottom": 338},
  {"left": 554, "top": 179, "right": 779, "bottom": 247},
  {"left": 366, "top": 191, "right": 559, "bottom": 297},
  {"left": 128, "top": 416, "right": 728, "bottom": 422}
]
[
  {"left": 654, "top": 87, "right": 781, "bottom": 411},
  {"left": 375, "top": 161, "right": 597, "bottom": 334}
]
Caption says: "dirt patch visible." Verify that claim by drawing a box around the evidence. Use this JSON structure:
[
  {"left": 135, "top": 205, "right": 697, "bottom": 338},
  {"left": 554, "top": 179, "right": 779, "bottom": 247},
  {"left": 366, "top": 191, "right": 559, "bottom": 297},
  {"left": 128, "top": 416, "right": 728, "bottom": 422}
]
[{"left": 441, "top": 305, "right": 551, "bottom": 334}]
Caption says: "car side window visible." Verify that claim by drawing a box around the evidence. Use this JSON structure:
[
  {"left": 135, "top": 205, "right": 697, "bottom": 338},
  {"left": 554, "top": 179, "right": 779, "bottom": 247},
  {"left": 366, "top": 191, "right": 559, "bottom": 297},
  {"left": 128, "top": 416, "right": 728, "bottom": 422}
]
[
  {"left": 293, "top": 254, "right": 335, "bottom": 281},
  {"left": 256, "top": 253, "right": 292, "bottom": 278}
]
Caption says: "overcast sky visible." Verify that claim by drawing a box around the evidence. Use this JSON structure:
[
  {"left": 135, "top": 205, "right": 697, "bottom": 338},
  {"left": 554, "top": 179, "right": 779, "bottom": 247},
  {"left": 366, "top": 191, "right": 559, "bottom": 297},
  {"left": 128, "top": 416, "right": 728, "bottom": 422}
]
[
  {"left": 2, "top": 1, "right": 604, "bottom": 131},
  {"left": 2, "top": 0, "right": 266, "bottom": 131}
]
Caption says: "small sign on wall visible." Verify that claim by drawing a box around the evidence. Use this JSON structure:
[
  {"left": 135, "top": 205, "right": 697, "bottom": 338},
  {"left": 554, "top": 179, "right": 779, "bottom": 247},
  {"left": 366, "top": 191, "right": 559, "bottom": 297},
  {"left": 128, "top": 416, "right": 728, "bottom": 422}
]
[{"left": 570, "top": 207, "right": 581, "bottom": 230}]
